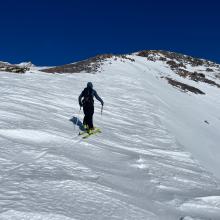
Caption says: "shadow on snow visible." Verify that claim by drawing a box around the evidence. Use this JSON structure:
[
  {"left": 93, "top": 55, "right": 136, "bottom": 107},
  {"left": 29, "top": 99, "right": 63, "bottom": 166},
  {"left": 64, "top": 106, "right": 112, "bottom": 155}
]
[{"left": 69, "top": 116, "right": 85, "bottom": 131}]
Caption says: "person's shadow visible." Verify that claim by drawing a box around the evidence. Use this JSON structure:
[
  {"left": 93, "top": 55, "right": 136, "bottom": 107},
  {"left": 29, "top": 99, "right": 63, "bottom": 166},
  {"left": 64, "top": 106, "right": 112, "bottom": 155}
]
[{"left": 69, "top": 116, "right": 85, "bottom": 131}]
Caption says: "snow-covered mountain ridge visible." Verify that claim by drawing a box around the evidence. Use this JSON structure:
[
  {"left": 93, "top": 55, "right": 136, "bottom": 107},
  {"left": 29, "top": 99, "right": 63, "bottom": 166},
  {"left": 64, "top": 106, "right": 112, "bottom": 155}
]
[
  {"left": 42, "top": 50, "right": 220, "bottom": 95},
  {"left": 0, "top": 51, "right": 220, "bottom": 219}
]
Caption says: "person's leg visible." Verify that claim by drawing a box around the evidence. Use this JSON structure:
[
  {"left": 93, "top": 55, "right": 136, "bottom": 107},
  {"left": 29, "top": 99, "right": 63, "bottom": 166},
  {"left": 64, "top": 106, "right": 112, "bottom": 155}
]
[
  {"left": 87, "top": 105, "right": 94, "bottom": 130},
  {"left": 83, "top": 106, "right": 89, "bottom": 129},
  {"left": 83, "top": 116, "right": 87, "bottom": 126}
]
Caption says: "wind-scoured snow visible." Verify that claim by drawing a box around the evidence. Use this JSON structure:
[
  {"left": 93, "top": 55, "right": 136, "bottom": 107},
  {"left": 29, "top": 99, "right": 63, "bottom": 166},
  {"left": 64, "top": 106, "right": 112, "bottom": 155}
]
[{"left": 0, "top": 54, "right": 220, "bottom": 220}]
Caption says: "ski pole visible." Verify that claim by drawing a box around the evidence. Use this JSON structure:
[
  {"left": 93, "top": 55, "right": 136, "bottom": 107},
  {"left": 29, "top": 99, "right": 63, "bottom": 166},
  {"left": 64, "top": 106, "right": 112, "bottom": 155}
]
[{"left": 101, "top": 105, "right": 103, "bottom": 116}]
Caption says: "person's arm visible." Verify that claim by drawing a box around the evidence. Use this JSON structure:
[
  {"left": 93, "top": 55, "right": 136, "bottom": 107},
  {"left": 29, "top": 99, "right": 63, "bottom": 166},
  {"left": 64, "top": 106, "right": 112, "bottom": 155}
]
[
  {"left": 78, "top": 91, "right": 84, "bottom": 107},
  {"left": 94, "top": 90, "right": 104, "bottom": 106}
]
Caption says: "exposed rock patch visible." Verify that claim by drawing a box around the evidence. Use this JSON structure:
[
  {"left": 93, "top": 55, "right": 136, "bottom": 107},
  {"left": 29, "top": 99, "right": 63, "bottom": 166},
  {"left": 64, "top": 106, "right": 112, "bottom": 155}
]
[
  {"left": 206, "top": 68, "right": 214, "bottom": 72},
  {"left": 137, "top": 50, "right": 220, "bottom": 89},
  {"left": 174, "top": 69, "right": 220, "bottom": 88},
  {"left": 42, "top": 54, "right": 113, "bottom": 74},
  {"left": 165, "top": 77, "right": 205, "bottom": 95},
  {"left": 137, "top": 50, "right": 219, "bottom": 68},
  {"left": 42, "top": 54, "right": 134, "bottom": 74},
  {"left": 0, "top": 62, "right": 29, "bottom": 73}
]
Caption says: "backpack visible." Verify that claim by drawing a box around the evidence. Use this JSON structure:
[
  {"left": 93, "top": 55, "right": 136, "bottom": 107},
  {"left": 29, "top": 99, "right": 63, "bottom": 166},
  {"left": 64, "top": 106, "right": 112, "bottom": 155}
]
[{"left": 82, "top": 88, "right": 94, "bottom": 106}]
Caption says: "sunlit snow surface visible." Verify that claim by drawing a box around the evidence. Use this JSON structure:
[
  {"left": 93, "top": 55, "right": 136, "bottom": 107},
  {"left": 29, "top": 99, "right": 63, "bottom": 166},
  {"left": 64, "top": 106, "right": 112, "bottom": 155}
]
[{"left": 0, "top": 56, "right": 220, "bottom": 219}]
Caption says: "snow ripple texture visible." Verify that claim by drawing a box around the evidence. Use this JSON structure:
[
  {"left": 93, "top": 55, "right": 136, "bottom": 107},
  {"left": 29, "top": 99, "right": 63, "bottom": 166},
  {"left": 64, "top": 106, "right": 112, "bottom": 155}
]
[{"left": 0, "top": 56, "right": 220, "bottom": 220}]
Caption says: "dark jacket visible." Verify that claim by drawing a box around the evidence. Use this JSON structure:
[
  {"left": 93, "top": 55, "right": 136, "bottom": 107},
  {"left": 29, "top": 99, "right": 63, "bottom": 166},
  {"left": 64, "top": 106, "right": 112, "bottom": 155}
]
[{"left": 78, "top": 87, "right": 104, "bottom": 107}]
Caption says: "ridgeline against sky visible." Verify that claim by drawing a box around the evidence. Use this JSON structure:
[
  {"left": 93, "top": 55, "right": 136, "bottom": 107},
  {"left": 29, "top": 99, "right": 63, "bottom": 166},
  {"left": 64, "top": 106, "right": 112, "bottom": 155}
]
[{"left": 0, "top": 0, "right": 219, "bottom": 66}]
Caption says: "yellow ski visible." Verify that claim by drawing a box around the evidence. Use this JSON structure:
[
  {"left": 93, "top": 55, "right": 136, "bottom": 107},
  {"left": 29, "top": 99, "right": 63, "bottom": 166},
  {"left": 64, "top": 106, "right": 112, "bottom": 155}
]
[{"left": 82, "top": 128, "right": 101, "bottom": 139}]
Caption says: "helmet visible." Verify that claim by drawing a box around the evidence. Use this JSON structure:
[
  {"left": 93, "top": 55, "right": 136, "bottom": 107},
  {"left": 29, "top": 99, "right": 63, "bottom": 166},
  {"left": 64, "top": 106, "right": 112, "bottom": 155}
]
[{"left": 87, "top": 82, "right": 93, "bottom": 89}]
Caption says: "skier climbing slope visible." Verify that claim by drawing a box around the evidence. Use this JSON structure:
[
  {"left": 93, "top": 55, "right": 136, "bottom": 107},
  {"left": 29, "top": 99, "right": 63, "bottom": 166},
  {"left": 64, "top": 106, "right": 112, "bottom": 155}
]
[{"left": 78, "top": 82, "right": 104, "bottom": 134}]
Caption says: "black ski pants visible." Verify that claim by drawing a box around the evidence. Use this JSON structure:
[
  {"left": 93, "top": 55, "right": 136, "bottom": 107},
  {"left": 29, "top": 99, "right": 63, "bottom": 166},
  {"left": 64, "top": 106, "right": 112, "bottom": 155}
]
[{"left": 83, "top": 104, "right": 94, "bottom": 129}]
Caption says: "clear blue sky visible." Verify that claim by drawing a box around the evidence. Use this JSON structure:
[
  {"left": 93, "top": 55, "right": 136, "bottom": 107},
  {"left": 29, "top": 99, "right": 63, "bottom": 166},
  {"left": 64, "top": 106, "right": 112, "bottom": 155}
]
[{"left": 0, "top": 0, "right": 219, "bottom": 65}]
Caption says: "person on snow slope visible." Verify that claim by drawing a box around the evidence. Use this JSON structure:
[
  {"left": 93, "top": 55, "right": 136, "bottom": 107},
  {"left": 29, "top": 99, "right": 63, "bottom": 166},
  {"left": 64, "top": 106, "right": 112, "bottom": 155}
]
[{"left": 78, "top": 82, "right": 104, "bottom": 133}]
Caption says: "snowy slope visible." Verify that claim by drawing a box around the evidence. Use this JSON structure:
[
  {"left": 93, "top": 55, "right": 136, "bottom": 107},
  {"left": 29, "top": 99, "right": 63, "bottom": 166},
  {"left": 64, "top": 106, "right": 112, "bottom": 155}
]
[{"left": 0, "top": 53, "right": 220, "bottom": 220}]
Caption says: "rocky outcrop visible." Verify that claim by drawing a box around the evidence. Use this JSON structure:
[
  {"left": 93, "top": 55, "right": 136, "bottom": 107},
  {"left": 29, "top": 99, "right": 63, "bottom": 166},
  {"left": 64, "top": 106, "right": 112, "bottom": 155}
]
[
  {"left": 42, "top": 54, "right": 114, "bottom": 74},
  {"left": 173, "top": 68, "right": 220, "bottom": 88},
  {"left": 41, "top": 54, "right": 135, "bottom": 74},
  {"left": 137, "top": 50, "right": 220, "bottom": 89},
  {"left": 165, "top": 77, "right": 205, "bottom": 95},
  {"left": 0, "top": 62, "right": 30, "bottom": 73},
  {"left": 137, "top": 50, "right": 219, "bottom": 68}
]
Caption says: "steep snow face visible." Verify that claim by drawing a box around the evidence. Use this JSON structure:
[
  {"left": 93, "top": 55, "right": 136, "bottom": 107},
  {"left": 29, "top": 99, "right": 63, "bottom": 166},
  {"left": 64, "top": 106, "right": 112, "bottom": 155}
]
[
  {"left": 0, "top": 54, "right": 220, "bottom": 220},
  {"left": 129, "top": 55, "right": 220, "bottom": 178}
]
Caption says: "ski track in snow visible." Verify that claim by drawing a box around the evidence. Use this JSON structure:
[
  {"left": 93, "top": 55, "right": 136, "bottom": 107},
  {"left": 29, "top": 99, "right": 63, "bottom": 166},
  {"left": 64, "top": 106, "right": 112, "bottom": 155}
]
[{"left": 0, "top": 57, "right": 220, "bottom": 220}]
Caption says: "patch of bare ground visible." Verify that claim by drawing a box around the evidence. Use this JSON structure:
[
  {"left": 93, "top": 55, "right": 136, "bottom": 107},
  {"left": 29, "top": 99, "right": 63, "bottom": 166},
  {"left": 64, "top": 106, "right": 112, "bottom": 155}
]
[
  {"left": 137, "top": 50, "right": 218, "bottom": 67},
  {"left": 0, "top": 62, "right": 29, "bottom": 74},
  {"left": 138, "top": 50, "right": 220, "bottom": 89},
  {"left": 42, "top": 54, "right": 114, "bottom": 74},
  {"left": 42, "top": 54, "right": 135, "bottom": 74},
  {"left": 175, "top": 69, "right": 220, "bottom": 88},
  {"left": 164, "top": 77, "right": 205, "bottom": 95}
]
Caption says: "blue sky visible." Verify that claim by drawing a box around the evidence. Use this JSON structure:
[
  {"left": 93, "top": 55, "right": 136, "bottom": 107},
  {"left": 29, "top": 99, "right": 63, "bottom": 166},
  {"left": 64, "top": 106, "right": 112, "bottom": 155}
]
[{"left": 0, "top": 0, "right": 219, "bottom": 65}]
